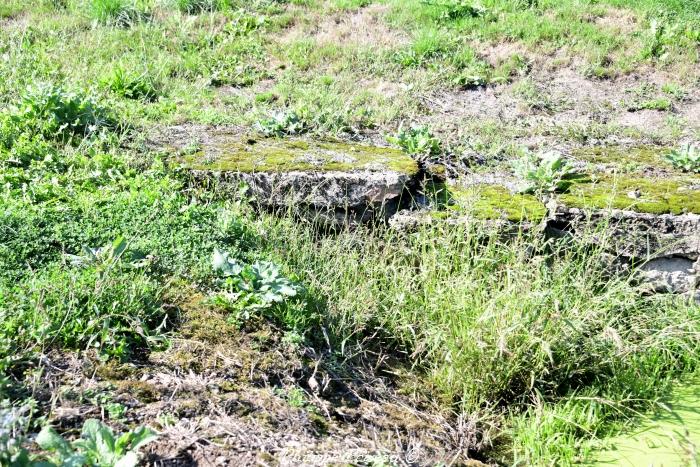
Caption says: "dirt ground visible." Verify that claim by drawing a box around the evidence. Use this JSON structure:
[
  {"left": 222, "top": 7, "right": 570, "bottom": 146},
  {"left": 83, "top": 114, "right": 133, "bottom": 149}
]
[{"left": 30, "top": 297, "right": 490, "bottom": 466}]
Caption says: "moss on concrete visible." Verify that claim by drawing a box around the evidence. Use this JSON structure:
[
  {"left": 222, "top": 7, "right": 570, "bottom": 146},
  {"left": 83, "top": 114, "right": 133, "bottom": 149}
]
[
  {"left": 572, "top": 146, "right": 673, "bottom": 172},
  {"left": 180, "top": 137, "right": 419, "bottom": 175},
  {"left": 448, "top": 184, "right": 547, "bottom": 222},
  {"left": 560, "top": 146, "right": 700, "bottom": 214},
  {"left": 559, "top": 175, "right": 700, "bottom": 215}
]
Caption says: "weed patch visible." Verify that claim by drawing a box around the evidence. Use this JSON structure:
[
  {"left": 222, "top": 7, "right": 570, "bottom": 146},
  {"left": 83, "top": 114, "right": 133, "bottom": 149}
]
[
  {"left": 103, "top": 66, "right": 161, "bottom": 102},
  {"left": 1, "top": 0, "right": 699, "bottom": 464},
  {"left": 665, "top": 143, "right": 700, "bottom": 173},
  {"left": 87, "top": 0, "right": 149, "bottom": 26},
  {"left": 255, "top": 213, "right": 700, "bottom": 463}
]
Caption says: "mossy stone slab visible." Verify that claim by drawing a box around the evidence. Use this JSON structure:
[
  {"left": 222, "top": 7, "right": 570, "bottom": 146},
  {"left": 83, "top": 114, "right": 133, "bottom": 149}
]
[
  {"left": 572, "top": 146, "right": 673, "bottom": 172},
  {"left": 448, "top": 184, "right": 547, "bottom": 223},
  {"left": 180, "top": 137, "right": 419, "bottom": 175},
  {"left": 559, "top": 175, "right": 700, "bottom": 215},
  {"left": 149, "top": 125, "right": 421, "bottom": 223}
]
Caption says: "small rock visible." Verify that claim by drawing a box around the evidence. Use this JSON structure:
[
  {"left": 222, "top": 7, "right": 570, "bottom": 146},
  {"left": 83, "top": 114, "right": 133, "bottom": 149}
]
[
  {"left": 640, "top": 257, "right": 696, "bottom": 294},
  {"left": 308, "top": 375, "right": 320, "bottom": 394}
]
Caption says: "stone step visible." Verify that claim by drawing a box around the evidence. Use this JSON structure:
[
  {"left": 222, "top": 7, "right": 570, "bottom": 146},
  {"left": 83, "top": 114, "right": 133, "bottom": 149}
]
[{"left": 149, "top": 125, "right": 420, "bottom": 224}]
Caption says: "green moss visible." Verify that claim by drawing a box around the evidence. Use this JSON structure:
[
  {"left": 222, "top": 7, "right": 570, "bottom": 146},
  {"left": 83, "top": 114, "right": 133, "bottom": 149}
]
[
  {"left": 115, "top": 381, "right": 160, "bottom": 403},
  {"left": 559, "top": 175, "right": 700, "bottom": 214},
  {"left": 448, "top": 184, "right": 547, "bottom": 222},
  {"left": 174, "top": 398, "right": 203, "bottom": 417},
  {"left": 218, "top": 381, "right": 238, "bottom": 392},
  {"left": 180, "top": 138, "right": 419, "bottom": 175},
  {"left": 591, "top": 377, "right": 700, "bottom": 467},
  {"left": 309, "top": 411, "right": 329, "bottom": 435},
  {"left": 560, "top": 146, "right": 700, "bottom": 214},
  {"left": 572, "top": 146, "right": 673, "bottom": 172},
  {"left": 179, "top": 294, "right": 240, "bottom": 344},
  {"left": 94, "top": 361, "right": 137, "bottom": 380}
]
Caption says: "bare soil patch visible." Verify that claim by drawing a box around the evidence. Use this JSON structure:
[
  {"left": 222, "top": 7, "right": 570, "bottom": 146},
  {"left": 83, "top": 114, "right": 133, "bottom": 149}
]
[
  {"left": 477, "top": 40, "right": 533, "bottom": 69},
  {"left": 280, "top": 4, "right": 408, "bottom": 49},
  {"left": 32, "top": 296, "right": 490, "bottom": 466},
  {"left": 419, "top": 66, "right": 700, "bottom": 150},
  {"left": 594, "top": 7, "right": 641, "bottom": 35}
]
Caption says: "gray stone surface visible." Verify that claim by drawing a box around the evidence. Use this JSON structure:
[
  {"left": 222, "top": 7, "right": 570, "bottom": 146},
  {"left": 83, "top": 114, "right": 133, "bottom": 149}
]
[
  {"left": 548, "top": 203, "right": 700, "bottom": 259},
  {"left": 548, "top": 202, "right": 700, "bottom": 294},
  {"left": 153, "top": 124, "right": 700, "bottom": 296},
  {"left": 149, "top": 125, "right": 420, "bottom": 224},
  {"left": 192, "top": 169, "right": 417, "bottom": 224},
  {"left": 392, "top": 196, "right": 700, "bottom": 296},
  {"left": 640, "top": 257, "right": 697, "bottom": 294}
]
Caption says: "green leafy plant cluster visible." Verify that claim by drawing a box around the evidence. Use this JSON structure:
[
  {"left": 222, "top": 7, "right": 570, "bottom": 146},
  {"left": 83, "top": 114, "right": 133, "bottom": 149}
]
[
  {"left": 255, "top": 111, "right": 307, "bottom": 137},
  {"left": 386, "top": 125, "right": 441, "bottom": 157},
  {"left": 1, "top": 84, "right": 110, "bottom": 147},
  {"left": 209, "top": 62, "right": 268, "bottom": 87},
  {"left": 64, "top": 237, "right": 148, "bottom": 272},
  {"left": 0, "top": 85, "right": 116, "bottom": 201},
  {"left": 430, "top": 0, "right": 489, "bottom": 21},
  {"left": 628, "top": 97, "right": 672, "bottom": 111},
  {"left": 624, "top": 83, "right": 674, "bottom": 112},
  {"left": 393, "top": 33, "right": 451, "bottom": 67},
  {"left": 103, "top": 66, "right": 160, "bottom": 102},
  {"left": 512, "top": 150, "right": 582, "bottom": 194},
  {"left": 76, "top": 389, "right": 128, "bottom": 422},
  {"left": 35, "top": 419, "right": 157, "bottom": 466},
  {"left": 275, "top": 386, "right": 316, "bottom": 411},
  {"left": 212, "top": 250, "right": 300, "bottom": 304},
  {"left": 211, "top": 249, "right": 310, "bottom": 329},
  {"left": 642, "top": 17, "right": 700, "bottom": 60},
  {"left": 665, "top": 143, "right": 700, "bottom": 173},
  {"left": 452, "top": 72, "right": 488, "bottom": 89},
  {"left": 0, "top": 404, "right": 33, "bottom": 466},
  {"left": 167, "top": 0, "right": 230, "bottom": 14},
  {"left": 0, "top": 407, "right": 153, "bottom": 467},
  {"left": 225, "top": 9, "right": 267, "bottom": 35}
]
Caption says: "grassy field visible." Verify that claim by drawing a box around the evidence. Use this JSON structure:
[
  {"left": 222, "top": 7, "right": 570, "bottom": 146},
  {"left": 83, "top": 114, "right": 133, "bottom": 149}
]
[{"left": 1, "top": 0, "right": 699, "bottom": 465}]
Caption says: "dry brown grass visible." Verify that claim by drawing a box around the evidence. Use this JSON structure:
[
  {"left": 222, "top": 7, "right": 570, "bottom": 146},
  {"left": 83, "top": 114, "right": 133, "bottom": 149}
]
[{"left": 280, "top": 4, "right": 408, "bottom": 50}]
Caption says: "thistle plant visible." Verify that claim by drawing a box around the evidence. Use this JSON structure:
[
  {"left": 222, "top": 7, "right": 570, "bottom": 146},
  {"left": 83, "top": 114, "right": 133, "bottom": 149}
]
[
  {"left": 36, "top": 419, "right": 158, "bottom": 467},
  {"left": 386, "top": 125, "right": 442, "bottom": 157},
  {"left": 512, "top": 150, "right": 581, "bottom": 195},
  {"left": 665, "top": 143, "right": 700, "bottom": 173}
]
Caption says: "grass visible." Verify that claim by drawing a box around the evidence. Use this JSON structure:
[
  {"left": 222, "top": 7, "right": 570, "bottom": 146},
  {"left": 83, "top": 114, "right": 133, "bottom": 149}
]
[
  {"left": 103, "top": 65, "right": 161, "bottom": 101},
  {"left": 0, "top": 0, "right": 699, "bottom": 465},
  {"left": 167, "top": 0, "right": 221, "bottom": 14},
  {"left": 1, "top": 0, "right": 696, "bottom": 138},
  {"left": 87, "top": 0, "right": 150, "bottom": 26},
  {"left": 255, "top": 208, "right": 699, "bottom": 464}
]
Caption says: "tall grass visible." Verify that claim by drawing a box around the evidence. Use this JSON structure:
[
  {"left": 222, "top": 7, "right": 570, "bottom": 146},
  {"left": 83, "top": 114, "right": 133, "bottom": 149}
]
[
  {"left": 87, "top": 0, "right": 148, "bottom": 26},
  {"left": 166, "top": 0, "right": 227, "bottom": 14},
  {"left": 249, "top": 209, "right": 700, "bottom": 464}
]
